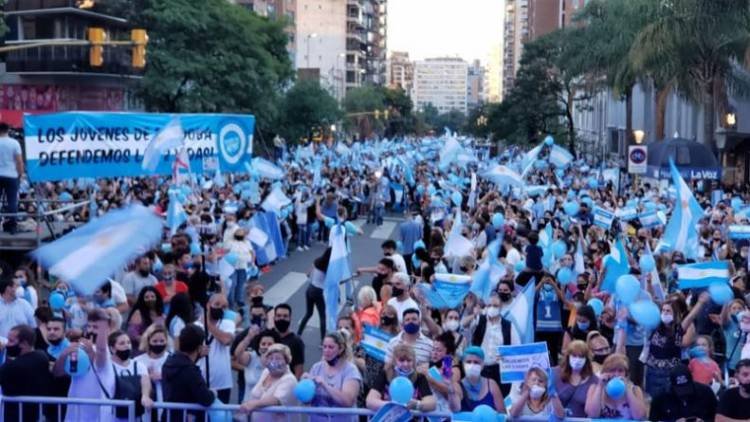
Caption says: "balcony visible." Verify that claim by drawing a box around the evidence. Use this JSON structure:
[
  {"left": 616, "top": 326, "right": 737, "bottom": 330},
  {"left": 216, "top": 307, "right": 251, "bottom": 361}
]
[{"left": 5, "top": 44, "right": 142, "bottom": 77}]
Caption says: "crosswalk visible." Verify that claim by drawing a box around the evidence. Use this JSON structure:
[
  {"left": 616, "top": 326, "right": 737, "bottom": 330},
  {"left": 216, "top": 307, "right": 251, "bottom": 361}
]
[
  {"left": 370, "top": 221, "right": 396, "bottom": 239},
  {"left": 308, "top": 278, "right": 362, "bottom": 328},
  {"left": 263, "top": 271, "right": 308, "bottom": 305}
]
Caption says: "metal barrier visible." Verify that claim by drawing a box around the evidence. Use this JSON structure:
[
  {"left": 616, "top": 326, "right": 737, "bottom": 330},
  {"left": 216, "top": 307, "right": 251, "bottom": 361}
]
[
  {"left": 0, "top": 396, "right": 611, "bottom": 422},
  {"left": 0, "top": 396, "right": 137, "bottom": 422}
]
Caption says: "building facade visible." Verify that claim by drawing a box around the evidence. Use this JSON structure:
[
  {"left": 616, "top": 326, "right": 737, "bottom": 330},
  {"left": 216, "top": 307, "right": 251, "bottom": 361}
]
[
  {"left": 233, "top": 0, "right": 297, "bottom": 64},
  {"left": 0, "top": 0, "right": 144, "bottom": 124},
  {"left": 486, "top": 44, "right": 502, "bottom": 103},
  {"left": 412, "top": 57, "right": 468, "bottom": 114},
  {"left": 467, "top": 60, "right": 485, "bottom": 109},
  {"left": 386, "top": 51, "right": 414, "bottom": 92}
]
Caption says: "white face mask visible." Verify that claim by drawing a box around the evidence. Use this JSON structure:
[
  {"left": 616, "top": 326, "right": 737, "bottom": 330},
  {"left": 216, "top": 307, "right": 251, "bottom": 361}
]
[
  {"left": 464, "top": 362, "right": 482, "bottom": 379},
  {"left": 569, "top": 356, "right": 586, "bottom": 371},
  {"left": 741, "top": 321, "right": 750, "bottom": 333},
  {"left": 443, "top": 319, "right": 459, "bottom": 332},
  {"left": 529, "top": 385, "right": 546, "bottom": 400},
  {"left": 486, "top": 306, "right": 501, "bottom": 318},
  {"left": 661, "top": 313, "right": 674, "bottom": 324}
]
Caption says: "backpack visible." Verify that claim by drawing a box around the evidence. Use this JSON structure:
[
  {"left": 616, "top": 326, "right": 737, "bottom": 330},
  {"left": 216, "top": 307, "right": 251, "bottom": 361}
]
[{"left": 94, "top": 362, "right": 145, "bottom": 418}]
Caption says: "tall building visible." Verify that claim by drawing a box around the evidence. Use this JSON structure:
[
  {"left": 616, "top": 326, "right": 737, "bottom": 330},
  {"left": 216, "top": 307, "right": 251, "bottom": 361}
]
[
  {"left": 0, "top": 0, "right": 143, "bottom": 124},
  {"left": 295, "top": 0, "right": 386, "bottom": 100},
  {"left": 412, "top": 57, "right": 468, "bottom": 114},
  {"left": 502, "top": 0, "right": 563, "bottom": 99},
  {"left": 467, "top": 60, "right": 485, "bottom": 109},
  {"left": 486, "top": 44, "right": 502, "bottom": 103},
  {"left": 386, "top": 51, "right": 414, "bottom": 92},
  {"left": 232, "top": 0, "right": 298, "bottom": 67}
]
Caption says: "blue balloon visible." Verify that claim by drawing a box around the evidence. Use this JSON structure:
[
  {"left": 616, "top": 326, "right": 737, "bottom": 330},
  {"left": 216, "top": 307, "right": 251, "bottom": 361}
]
[
  {"left": 471, "top": 404, "right": 498, "bottom": 422},
  {"left": 732, "top": 197, "right": 743, "bottom": 211},
  {"left": 709, "top": 282, "right": 733, "bottom": 305},
  {"left": 552, "top": 240, "right": 567, "bottom": 258},
  {"left": 49, "top": 292, "right": 66, "bottom": 310},
  {"left": 567, "top": 190, "right": 576, "bottom": 200},
  {"left": 65, "top": 348, "right": 91, "bottom": 378},
  {"left": 544, "top": 135, "right": 554, "bottom": 146},
  {"left": 294, "top": 379, "right": 316, "bottom": 403},
  {"left": 557, "top": 267, "right": 574, "bottom": 285},
  {"left": 628, "top": 299, "right": 660, "bottom": 329},
  {"left": 452, "top": 191, "right": 463, "bottom": 207},
  {"left": 428, "top": 185, "right": 436, "bottom": 195},
  {"left": 492, "top": 213, "right": 505, "bottom": 229},
  {"left": 606, "top": 377, "right": 626, "bottom": 399},
  {"left": 588, "top": 298, "right": 604, "bottom": 317},
  {"left": 190, "top": 243, "right": 201, "bottom": 256},
  {"left": 388, "top": 376, "right": 414, "bottom": 405},
  {"left": 639, "top": 254, "right": 656, "bottom": 273},
  {"left": 581, "top": 196, "right": 594, "bottom": 209},
  {"left": 563, "top": 201, "right": 580, "bottom": 216},
  {"left": 414, "top": 240, "right": 426, "bottom": 251},
  {"left": 616, "top": 275, "right": 640, "bottom": 305},
  {"left": 411, "top": 253, "right": 421, "bottom": 269},
  {"left": 224, "top": 252, "right": 239, "bottom": 266},
  {"left": 541, "top": 250, "right": 553, "bottom": 268},
  {"left": 514, "top": 260, "right": 526, "bottom": 273},
  {"left": 588, "top": 178, "right": 598, "bottom": 189},
  {"left": 416, "top": 185, "right": 425, "bottom": 194}
]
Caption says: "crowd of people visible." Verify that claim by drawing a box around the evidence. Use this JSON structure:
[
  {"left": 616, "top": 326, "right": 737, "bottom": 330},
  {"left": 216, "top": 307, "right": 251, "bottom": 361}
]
[{"left": 1, "top": 134, "right": 750, "bottom": 422}]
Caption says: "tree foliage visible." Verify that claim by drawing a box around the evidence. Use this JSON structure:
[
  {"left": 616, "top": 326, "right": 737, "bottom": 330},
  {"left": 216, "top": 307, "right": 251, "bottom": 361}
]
[{"left": 276, "top": 80, "right": 341, "bottom": 144}]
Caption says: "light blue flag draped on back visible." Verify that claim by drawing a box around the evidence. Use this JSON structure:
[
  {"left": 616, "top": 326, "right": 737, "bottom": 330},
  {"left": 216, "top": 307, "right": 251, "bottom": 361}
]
[
  {"left": 33, "top": 205, "right": 163, "bottom": 296},
  {"left": 656, "top": 159, "right": 703, "bottom": 259},
  {"left": 501, "top": 280, "right": 536, "bottom": 344},
  {"left": 166, "top": 193, "right": 187, "bottom": 235},
  {"left": 324, "top": 224, "right": 352, "bottom": 331},
  {"left": 601, "top": 238, "right": 630, "bottom": 292}
]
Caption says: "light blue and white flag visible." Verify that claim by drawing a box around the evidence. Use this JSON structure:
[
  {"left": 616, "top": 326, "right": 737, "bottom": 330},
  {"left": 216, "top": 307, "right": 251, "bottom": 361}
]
[
  {"left": 525, "top": 185, "right": 549, "bottom": 197},
  {"left": 521, "top": 144, "right": 543, "bottom": 178},
  {"left": 471, "top": 238, "right": 505, "bottom": 301},
  {"left": 657, "top": 159, "right": 703, "bottom": 259},
  {"left": 616, "top": 206, "right": 638, "bottom": 221},
  {"left": 166, "top": 195, "right": 187, "bottom": 235},
  {"left": 678, "top": 261, "right": 730, "bottom": 289},
  {"left": 421, "top": 274, "right": 472, "bottom": 309},
  {"left": 501, "top": 280, "right": 536, "bottom": 344},
  {"left": 574, "top": 238, "right": 585, "bottom": 275},
  {"left": 497, "top": 342, "right": 550, "bottom": 383},
  {"left": 141, "top": 117, "right": 185, "bottom": 172},
  {"left": 481, "top": 165, "right": 524, "bottom": 188},
  {"left": 361, "top": 324, "right": 394, "bottom": 362},
  {"left": 549, "top": 145, "right": 573, "bottom": 168},
  {"left": 638, "top": 210, "right": 661, "bottom": 228},
  {"left": 728, "top": 225, "right": 750, "bottom": 240},
  {"left": 444, "top": 209, "right": 474, "bottom": 258},
  {"left": 33, "top": 205, "right": 163, "bottom": 295},
  {"left": 539, "top": 222, "right": 553, "bottom": 248},
  {"left": 251, "top": 157, "right": 285, "bottom": 180},
  {"left": 602, "top": 238, "right": 630, "bottom": 292},
  {"left": 261, "top": 185, "right": 292, "bottom": 215},
  {"left": 593, "top": 207, "right": 615, "bottom": 230},
  {"left": 324, "top": 224, "right": 352, "bottom": 331}
]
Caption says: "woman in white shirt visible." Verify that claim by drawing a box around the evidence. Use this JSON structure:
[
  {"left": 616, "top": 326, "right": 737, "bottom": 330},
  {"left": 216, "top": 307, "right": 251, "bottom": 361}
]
[
  {"left": 240, "top": 343, "right": 298, "bottom": 422},
  {"left": 134, "top": 325, "right": 170, "bottom": 407},
  {"left": 234, "top": 328, "right": 281, "bottom": 401},
  {"left": 165, "top": 293, "right": 195, "bottom": 351},
  {"left": 226, "top": 228, "right": 255, "bottom": 308},
  {"left": 109, "top": 330, "right": 154, "bottom": 421},
  {"left": 199, "top": 294, "right": 236, "bottom": 403}
]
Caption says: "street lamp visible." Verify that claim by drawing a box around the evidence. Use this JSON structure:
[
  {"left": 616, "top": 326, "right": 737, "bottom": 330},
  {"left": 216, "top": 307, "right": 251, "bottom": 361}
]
[
  {"left": 726, "top": 111, "right": 737, "bottom": 128},
  {"left": 305, "top": 33, "right": 318, "bottom": 68},
  {"left": 633, "top": 129, "right": 645, "bottom": 144}
]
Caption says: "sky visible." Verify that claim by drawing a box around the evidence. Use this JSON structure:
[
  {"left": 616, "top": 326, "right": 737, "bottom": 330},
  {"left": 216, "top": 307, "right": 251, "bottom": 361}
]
[{"left": 387, "top": 0, "right": 504, "bottom": 63}]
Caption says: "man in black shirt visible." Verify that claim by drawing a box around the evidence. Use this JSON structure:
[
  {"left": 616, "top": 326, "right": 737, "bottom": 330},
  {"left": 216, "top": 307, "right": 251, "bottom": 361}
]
[
  {"left": 650, "top": 365, "right": 717, "bottom": 422},
  {"left": 162, "top": 324, "right": 214, "bottom": 422},
  {"left": 273, "top": 303, "right": 304, "bottom": 379},
  {"left": 0, "top": 324, "right": 52, "bottom": 421},
  {"left": 41, "top": 316, "right": 72, "bottom": 422},
  {"left": 717, "top": 358, "right": 750, "bottom": 422}
]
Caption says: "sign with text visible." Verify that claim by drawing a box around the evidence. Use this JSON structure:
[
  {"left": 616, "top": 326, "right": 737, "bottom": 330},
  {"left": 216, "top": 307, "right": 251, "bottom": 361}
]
[
  {"left": 497, "top": 342, "right": 550, "bottom": 383},
  {"left": 23, "top": 112, "right": 254, "bottom": 181},
  {"left": 628, "top": 145, "right": 647, "bottom": 174}
]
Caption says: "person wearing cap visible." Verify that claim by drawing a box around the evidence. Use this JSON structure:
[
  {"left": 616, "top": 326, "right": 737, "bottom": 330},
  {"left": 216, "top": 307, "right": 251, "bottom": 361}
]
[
  {"left": 451, "top": 346, "right": 506, "bottom": 413},
  {"left": 716, "top": 358, "right": 750, "bottom": 422},
  {"left": 649, "top": 364, "right": 717, "bottom": 422}
]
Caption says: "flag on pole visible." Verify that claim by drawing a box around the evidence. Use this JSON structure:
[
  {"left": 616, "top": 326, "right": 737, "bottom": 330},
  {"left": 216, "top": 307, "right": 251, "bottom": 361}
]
[
  {"left": 166, "top": 194, "right": 187, "bottom": 235},
  {"left": 261, "top": 185, "right": 292, "bottom": 215},
  {"left": 142, "top": 117, "right": 185, "bottom": 172},
  {"left": 593, "top": 207, "right": 615, "bottom": 230},
  {"left": 548, "top": 145, "right": 573, "bottom": 168},
  {"left": 677, "top": 261, "right": 730, "bottom": 289},
  {"left": 656, "top": 159, "right": 703, "bottom": 259},
  {"left": 521, "top": 144, "right": 543, "bottom": 178},
  {"left": 574, "top": 238, "right": 585, "bottom": 275},
  {"left": 539, "top": 222, "right": 553, "bottom": 248},
  {"left": 324, "top": 224, "right": 352, "bottom": 331},
  {"left": 444, "top": 208, "right": 474, "bottom": 258},
  {"left": 33, "top": 205, "right": 163, "bottom": 296},
  {"left": 171, "top": 147, "right": 191, "bottom": 186},
  {"left": 501, "top": 280, "right": 536, "bottom": 344},
  {"left": 251, "top": 157, "right": 285, "bottom": 180}
]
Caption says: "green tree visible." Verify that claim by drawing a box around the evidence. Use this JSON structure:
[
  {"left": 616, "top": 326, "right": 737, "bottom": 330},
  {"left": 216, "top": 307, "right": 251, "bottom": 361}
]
[
  {"left": 276, "top": 80, "right": 341, "bottom": 144},
  {"left": 131, "top": 0, "right": 293, "bottom": 136},
  {"left": 629, "top": 0, "right": 750, "bottom": 150},
  {"left": 382, "top": 87, "right": 413, "bottom": 137},
  {"left": 343, "top": 86, "right": 386, "bottom": 138}
]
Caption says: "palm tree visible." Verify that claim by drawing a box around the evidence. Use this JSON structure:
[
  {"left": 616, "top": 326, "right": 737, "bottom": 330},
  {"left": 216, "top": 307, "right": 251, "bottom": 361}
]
[{"left": 630, "top": 0, "right": 750, "bottom": 151}]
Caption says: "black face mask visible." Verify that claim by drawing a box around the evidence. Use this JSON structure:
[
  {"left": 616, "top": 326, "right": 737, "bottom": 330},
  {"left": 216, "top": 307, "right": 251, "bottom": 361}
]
[
  {"left": 115, "top": 349, "right": 131, "bottom": 361},
  {"left": 138, "top": 269, "right": 150, "bottom": 277},
  {"left": 210, "top": 308, "right": 224, "bottom": 321},
  {"left": 459, "top": 266, "right": 468, "bottom": 273},
  {"left": 275, "top": 319, "right": 291, "bottom": 333},
  {"left": 499, "top": 292, "right": 512, "bottom": 302},
  {"left": 381, "top": 315, "right": 397, "bottom": 326},
  {"left": 48, "top": 337, "right": 64, "bottom": 346},
  {"left": 149, "top": 344, "right": 167, "bottom": 354},
  {"left": 235, "top": 235, "right": 245, "bottom": 241},
  {"left": 593, "top": 354, "right": 608, "bottom": 365},
  {"left": 740, "top": 382, "right": 750, "bottom": 394},
  {"left": 577, "top": 284, "right": 587, "bottom": 291},
  {"left": 251, "top": 315, "right": 264, "bottom": 327},
  {"left": 251, "top": 296, "right": 264, "bottom": 306},
  {"left": 391, "top": 287, "right": 404, "bottom": 297},
  {"left": 5, "top": 344, "right": 20, "bottom": 358}
]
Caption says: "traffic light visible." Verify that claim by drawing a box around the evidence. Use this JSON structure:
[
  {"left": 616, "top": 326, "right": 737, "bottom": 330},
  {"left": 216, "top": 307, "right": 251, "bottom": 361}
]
[
  {"left": 131, "top": 29, "right": 148, "bottom": 68},
  {"left": 88, "top": 27, "right": 106, "bottom": 67},
  {"left": 384, "top": 109, "right": 389, "bottom": 120},
  {"left": 374, "top": 110, "right": 380, "bottom": 120}
]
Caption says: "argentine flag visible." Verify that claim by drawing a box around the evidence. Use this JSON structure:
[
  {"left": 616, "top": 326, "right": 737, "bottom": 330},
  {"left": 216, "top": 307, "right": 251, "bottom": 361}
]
[
  {"left": 521, "top": 144, "right": 543, "bottom": 178},
  {"left": 166, "top": 194, "right": 188, "bottom": 235},
  {"left": 481, "top": 165, "right": 524, "bottom": 188},
  {"left": 593, "top": 207, "right": 615, "bottom": 230},
  {"left": 324, "top": 224, "right": 352, "bottom": 331},
  {"left": 657, "top": 159, "right": 703, "bottom": 259},
  {"left": 501, "top": 280, "right": 535, "bottom": 344},
  {"left": 549, "top": 145, "right": 574, "bottom": 168},
  {"left": 142, "top": 117, "right": 185, "bottom": 172},
  {"left": 601, "top": 238, "right": 630, "bottom": 292},
  {"left": 444, "top": 208, "right": 474, "bottom": 258},
  {"left": 251, "top": 157, "right": 285, "bottom": 180},
  {"left": 33, "top": 205, "right": 163, "bottom": 296},
  {"left": 678, "top": 261, "right": 730, "bottom": 289}
]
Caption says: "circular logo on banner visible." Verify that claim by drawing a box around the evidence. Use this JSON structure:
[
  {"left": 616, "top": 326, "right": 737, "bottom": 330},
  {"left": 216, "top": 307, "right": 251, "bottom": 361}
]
[
  {"left": 630, "top": 147, "right": 646, "bottom": 164},
  {"left": 218, "top": 122, "right": 247, "bottom": 166}
]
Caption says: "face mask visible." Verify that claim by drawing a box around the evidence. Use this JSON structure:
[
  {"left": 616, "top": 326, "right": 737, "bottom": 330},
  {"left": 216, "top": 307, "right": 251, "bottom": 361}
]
[
  {"left": 234, "top": 234, "right": 245, "bottom": 241},
  {"left": 326, "top": 354, "right": 341, "bottom": 367},
  {"left": 593, "top": 354, "right": 608, "bottom": 365},
  {"left": 459, "top": 266, "right": 469, "bottom": 273},
  {"left": 210, "top": 308, "right": 224, "bottom": 321},
  {"left": 145, "top": 299, "right": 157, "bottom": 308},
  {"left": 499, "top": 292, "right": 512, "bottom": 302},
  {"left": 486, "top": 306, "right": 501, "bottom": 318},
  {"left": 48, "top": 337, "right": 64, "bottom": 346},
  {"left": 391, "top": 287, "right": 404, "bottom": 297},
  {"left": 381, "top": 315, "right": 396, "bottom": 326},
  {"left": 464, "top": 362, "right": 482, "bottom": 378},
  {"left": 661, "top": 313, "right": 674, "bottom": 324},
  {"left": 183, "top": 263, "right": 193, "bottom": 271},
  {"left": 529, "top": 385, "right": 546, "bottom": 400},
  {"left": 149, "top": 344, "right": 167, "bottom": 354},
  {"left": 577, "top": 321, "right": 590, "bottom": 331},
  {"left": 569, "top": 356, "right": 586, "bottom": 371},
  {"left": 162, "top": 273, "right": 174, "bottom": 281},
  {"left": 688, "top": 346, "right": 708, "bottom": 359},
  {"left": 251, "top": 296, "right": 265, "bottom": 306},
  {"left": 267, "top": 360, "right": 286, "bottom": 374},
  {"left": 395, "top": 365, "right": 414, "bottom": 377},
  {"left": 138, "top": 269, "right": 150, "bottom": 277},
  {"left": 115, "top": 349, "right": 131, "bottom": 361},
  {"left": 741, "top": 382, "right": 750, "bottom": 394},
  {"left": 275, "top": 319, "right": 291, "bottom": 333},
  {"left": 740, "top": 321, "right": 750, "bottom": 333},
  {"left": 14, "top": 277, "right": 26, "bottom": 286},
  {"left": 403, "top": 322, "right": 420, "bottom": 335},
  {"left": 443, "top": 320, "right": 459, "bottom": 332},
  {"left": 5, "top": 344, "right": 21, "bottom": 358}
]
